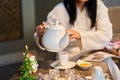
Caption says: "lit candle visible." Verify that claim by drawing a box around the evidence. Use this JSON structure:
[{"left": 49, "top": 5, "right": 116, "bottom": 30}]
[
  {"left": 67, "top": 76, "right": 71, "bottom": 80},
  {"left": 54, "top": 76, "right": 58, "bottom": 80},
  {"left": 58, "top": 78, "right": 65, "bottom": 80}
]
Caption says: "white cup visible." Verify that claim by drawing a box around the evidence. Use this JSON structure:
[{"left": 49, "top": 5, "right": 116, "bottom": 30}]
[
  {"left": 58, "top": 51, "right": 68, "bottom": 66},
  {"left": 91, "top": 66, "right": 105, "bottom": 80}
]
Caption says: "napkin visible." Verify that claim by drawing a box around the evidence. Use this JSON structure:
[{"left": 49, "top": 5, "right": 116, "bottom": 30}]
[{"left": 105, "top": 57, "right": 120, "bottom": 80}]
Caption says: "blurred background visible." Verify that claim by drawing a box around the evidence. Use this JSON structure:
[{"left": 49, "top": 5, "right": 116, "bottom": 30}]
[
  {"left": 0, "top": 0, "right": 120, "bottom": 80},
  {"left": 0, "top": 0, "right": 120, "bottom": 69}
]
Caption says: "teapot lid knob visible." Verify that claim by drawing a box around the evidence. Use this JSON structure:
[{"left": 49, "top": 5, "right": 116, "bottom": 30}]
[
  {"left": 55, "top": 20, "right": 60, "bottom": 25},
  {"left": 48, "top": 20, "right": 64, "bottom": 29}
]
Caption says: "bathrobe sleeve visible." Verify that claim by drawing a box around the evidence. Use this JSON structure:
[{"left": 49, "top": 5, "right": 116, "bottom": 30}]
[
  {"left": 46, "top": 1, "right": 113, "bottom": 52},
  {"left": 79, "top": 0, "right": 113, "bottom": 51},
  {"left": 46, "top": 3, "right": 69, "bottom": 27}
]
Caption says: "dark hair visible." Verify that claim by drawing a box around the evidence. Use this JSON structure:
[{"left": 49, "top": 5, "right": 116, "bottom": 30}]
[{"left": 63, "top": 0, "right": 97, "bottom": 28}]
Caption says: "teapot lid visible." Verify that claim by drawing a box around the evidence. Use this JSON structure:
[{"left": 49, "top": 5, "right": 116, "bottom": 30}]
[{"left": 49, "top": 20, "right": 65, "bottom": 29}]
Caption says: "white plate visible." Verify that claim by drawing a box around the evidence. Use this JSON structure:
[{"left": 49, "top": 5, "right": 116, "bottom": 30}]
[{"left": 50, "top": 61, "right": 76, "bottom": 69}]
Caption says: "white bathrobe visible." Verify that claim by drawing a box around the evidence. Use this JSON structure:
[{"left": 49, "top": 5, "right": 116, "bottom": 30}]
[{"left": 47, "top": 0, "right": 113, "bottom": 60}]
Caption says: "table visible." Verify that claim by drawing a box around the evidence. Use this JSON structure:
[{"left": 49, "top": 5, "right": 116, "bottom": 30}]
[{"left": 10, "top": 60, "right": 113, "bottom": 80}]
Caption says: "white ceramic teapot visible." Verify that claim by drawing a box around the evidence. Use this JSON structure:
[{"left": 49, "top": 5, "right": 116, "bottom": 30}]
[{"left": 34, "top": 20, "right": 70, "bottom": 52}]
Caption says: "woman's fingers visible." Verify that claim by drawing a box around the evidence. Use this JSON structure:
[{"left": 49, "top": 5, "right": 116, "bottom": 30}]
[
  {"left": 67, "top": 29, "right": 80, "bottom": 40},
  {"left": 42, "top": 21, "right": 47, "bottom": 26},
  {"left": 36, "top": 22, "right": 47, "bottom": 37}
]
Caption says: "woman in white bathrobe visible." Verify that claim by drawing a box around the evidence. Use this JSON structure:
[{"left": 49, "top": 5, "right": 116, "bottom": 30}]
[{"left": 36, "top": 0, "right": 113, "bottom": 61}]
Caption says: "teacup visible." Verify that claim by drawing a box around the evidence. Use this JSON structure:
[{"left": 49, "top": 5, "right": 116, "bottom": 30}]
[
  {"left": 91, "top": 66, "right": 105, "bottom": 80},
  {"left": 58, "top": 51, "right": 68, "bottom": 66}
]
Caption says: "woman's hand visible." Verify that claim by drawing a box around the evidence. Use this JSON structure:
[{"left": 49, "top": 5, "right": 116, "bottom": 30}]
[
  {"left": 67, "top": 29, "right": 81, "bottom": 40},
  {"left": 112, "top": 44, "right": 120, "bottom": 56},
  {"left": 110, "top": 49, "right": 120, "bottom": 56},
  {"left": 36, "top": 22, "right": 46, "bottom": 37}
]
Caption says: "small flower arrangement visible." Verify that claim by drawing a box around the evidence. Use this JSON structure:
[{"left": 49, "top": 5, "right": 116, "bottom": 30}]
[{"left": 19, "top": 45, "right": 39, "bottom": 80}]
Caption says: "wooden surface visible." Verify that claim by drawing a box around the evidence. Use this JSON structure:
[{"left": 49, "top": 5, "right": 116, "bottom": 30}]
[{"left": 10, "top": 60, "right": 113, "bottom": 80}]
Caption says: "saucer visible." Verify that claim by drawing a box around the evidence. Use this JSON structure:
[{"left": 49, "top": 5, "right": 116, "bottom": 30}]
[{"left": 50, "top": 61, "right": 76, "bottom": 69}]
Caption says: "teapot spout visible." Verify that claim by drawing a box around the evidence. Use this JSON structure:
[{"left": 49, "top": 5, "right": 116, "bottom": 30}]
[{"left": 59, "top": 32, "right": 70, "bottom": 49}]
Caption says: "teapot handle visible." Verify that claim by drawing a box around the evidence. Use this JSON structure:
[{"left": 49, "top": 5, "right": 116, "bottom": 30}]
[{"left": 34, "top": 32, "right": 46, "bottom": 50}]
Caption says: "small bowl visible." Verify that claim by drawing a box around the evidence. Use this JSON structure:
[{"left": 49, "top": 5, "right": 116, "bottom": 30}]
[{"left": 77, "top": 59, "right": 92, "bottom": 70}]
